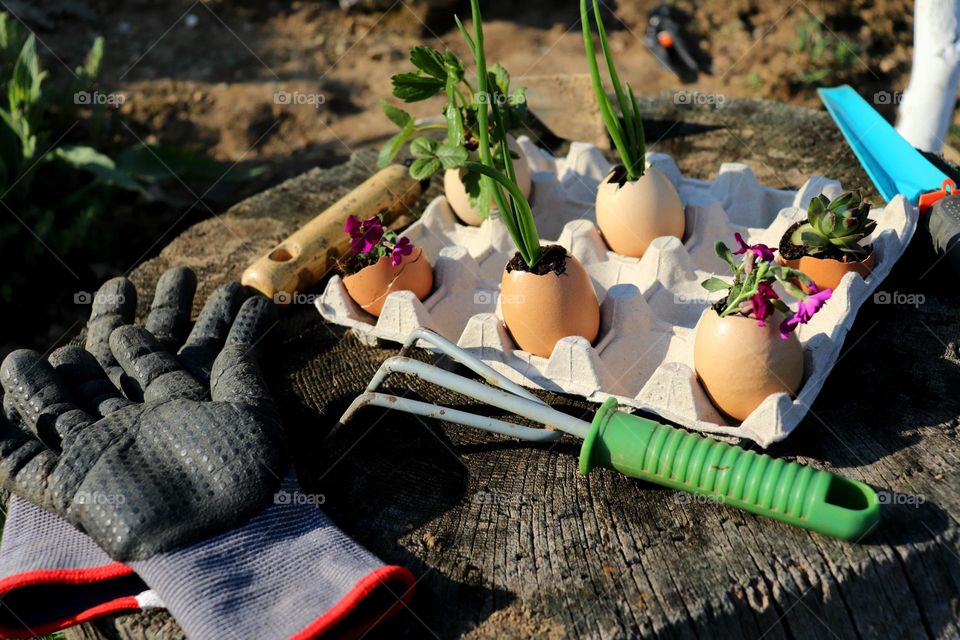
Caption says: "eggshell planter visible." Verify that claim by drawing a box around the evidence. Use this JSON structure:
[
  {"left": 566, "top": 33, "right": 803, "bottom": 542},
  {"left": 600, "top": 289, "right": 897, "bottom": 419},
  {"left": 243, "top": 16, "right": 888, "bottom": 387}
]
[
  {"left": 693, "top": 308, "right": 803, "bottom": 422},
  {"left": 595, "top": 165, "right": 685, "bottom": 257},
  {"left": 500, "top": 252, "right": 600, "bottom": 358},
  {"left": 341, "top": 247, "right": 433, "bottom": 317},
  {"left": 444, "top": 137, "right": 532, "bottom": 226},
  {"left": 777, "top": 250, "right": 876, "bottom": 292}
]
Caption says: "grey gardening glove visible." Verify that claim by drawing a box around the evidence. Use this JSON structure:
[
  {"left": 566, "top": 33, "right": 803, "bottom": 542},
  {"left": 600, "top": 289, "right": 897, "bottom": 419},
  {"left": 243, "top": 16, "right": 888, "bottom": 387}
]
[
  {"left": 0, "top": 267, "right": 415, "bottom": 639},
  {"left": 0, "top": 395, "right": 163, "bottom": 638}
]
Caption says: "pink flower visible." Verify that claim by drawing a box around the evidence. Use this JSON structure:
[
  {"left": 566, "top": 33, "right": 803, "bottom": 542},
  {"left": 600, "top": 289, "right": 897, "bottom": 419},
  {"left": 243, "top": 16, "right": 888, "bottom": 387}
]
[
  {"left": 750, "top": 281, "right": 778, "bottom": 327},
  {"left": 345, "top": 214, "right": 384, "bottom": 254},
  {"left": 779, "top": 285, "right": 832, "bottom": 339},
  {"left": 733, "top": 232, "right": 775, "bottom": 262},
  {"left": 390, "top": 236, "right": 413, "bottom": 266}
]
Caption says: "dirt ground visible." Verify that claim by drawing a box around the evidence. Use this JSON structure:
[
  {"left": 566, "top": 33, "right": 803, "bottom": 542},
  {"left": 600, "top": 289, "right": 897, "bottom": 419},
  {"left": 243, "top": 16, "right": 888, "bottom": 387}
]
[
  {"left": 5, "top": 0, "right": 917, "bottom": 350},
  {"left": 27, "top": 0, "right": 915, "bottom": 173}
]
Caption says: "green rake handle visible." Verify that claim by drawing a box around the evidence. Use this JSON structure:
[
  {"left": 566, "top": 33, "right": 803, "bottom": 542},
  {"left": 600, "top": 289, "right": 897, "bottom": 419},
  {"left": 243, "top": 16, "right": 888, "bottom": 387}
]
[{"left": 579, "top": 399, "right": 880, "bottom": 540}]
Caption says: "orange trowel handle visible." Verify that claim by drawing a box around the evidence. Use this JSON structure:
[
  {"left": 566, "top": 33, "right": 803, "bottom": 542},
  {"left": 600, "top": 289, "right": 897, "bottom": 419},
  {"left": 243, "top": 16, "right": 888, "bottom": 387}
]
[{"left": 242, "top": 165, "right": 425, "bottom": 302}]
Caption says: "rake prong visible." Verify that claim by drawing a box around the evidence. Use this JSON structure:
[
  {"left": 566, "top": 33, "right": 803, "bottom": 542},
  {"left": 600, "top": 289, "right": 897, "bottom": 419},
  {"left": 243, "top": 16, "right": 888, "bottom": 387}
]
[
  {"left": 396, "top": 328, "right": 546, "bottom": 406},
  {"left": 359, "top": 357, "right": 590, "bottom": 439},
  {"left": 335, "top": 392, "right": 562, "bottom": 442}
]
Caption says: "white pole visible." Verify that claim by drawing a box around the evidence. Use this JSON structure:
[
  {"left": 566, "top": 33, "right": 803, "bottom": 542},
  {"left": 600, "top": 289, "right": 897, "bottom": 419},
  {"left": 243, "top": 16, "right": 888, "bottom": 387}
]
[{"left": 896, "top": 0, "right": 960, "bottom": 152}]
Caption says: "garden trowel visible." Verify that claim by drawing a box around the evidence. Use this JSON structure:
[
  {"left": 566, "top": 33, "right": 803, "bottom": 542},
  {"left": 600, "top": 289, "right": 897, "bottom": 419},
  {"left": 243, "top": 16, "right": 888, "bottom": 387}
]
[
  {"left": 819, "top": 85, "right": 960, "bottom": 274},
  {"left": 333, "top": 328, "right": 881, "bottom": 541}
]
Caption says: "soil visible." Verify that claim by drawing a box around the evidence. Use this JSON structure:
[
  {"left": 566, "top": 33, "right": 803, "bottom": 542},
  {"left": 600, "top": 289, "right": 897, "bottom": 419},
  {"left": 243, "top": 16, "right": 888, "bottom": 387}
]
[
  {"left": 778, "top": 220, "right": 873, "bottom": 262},
  {"left": 505, "top": 244, "right": 567, "bottom": 276},
  {"left": 337, "top": 251, "right": 381, "bottom": 276}
]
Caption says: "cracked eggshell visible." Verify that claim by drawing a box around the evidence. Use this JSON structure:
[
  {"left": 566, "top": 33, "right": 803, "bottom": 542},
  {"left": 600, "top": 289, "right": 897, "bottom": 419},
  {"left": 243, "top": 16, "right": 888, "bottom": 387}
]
[
  {"left": 444, "top": 136, "right": 532, "bottom": 226},
  {"left": 341, "top": 247, "right": 433, "bottom": 317},
  {"left": 500, "top": 253, "right": 600, "bottom": 358},
  {"left": 778, "top": 251, "right": 876, "bottom": 292},
  {"left": 596, "top": 165, "right": 685, "bottom": 257},
  {"left": 693, "top": 308, "right": 803, "bottom": 422}
]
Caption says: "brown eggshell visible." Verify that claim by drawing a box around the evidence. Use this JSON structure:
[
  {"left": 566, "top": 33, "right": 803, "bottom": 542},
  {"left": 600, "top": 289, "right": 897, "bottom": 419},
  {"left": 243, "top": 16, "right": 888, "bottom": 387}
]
[
  {"left": 342, "top": 247, "right": 433, "bottom": 317},
  {"left": 778, "top": 250, "right": 875, "bottom": 292},
  {"left": 595, "top": 165, "right": 685, "bottom": 257},
  {"left": 444, "top": 136, "right": 532, "bottom": 226},
  {"left": 500, "top": 253, "right": 600, "bottom": 358},
  {"left": 693, "top": 308, "right": 803, "bottom": 422}
]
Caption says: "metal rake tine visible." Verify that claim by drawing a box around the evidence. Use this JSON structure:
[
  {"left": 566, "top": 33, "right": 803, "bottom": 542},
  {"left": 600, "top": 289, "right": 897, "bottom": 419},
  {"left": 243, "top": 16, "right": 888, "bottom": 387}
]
[
  {"left": 344, "top": 356, "right": 590, "bottom": 439},
  {"left": 336, "top": 392, "right": 562, "bottom": 442},
  {"left": 394, "top": 328, "right": 546, "bottom": 406}
]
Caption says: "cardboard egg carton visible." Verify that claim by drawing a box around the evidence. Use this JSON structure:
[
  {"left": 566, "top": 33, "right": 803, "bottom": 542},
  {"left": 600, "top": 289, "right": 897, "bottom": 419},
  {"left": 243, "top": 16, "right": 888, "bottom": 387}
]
[{"left": 317, "top": 137, "right": 916, "bottom": 446}]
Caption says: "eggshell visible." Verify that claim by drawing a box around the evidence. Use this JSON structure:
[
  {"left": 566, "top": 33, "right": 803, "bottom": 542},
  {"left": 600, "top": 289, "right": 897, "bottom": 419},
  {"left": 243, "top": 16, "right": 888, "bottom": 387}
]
[
  {"left": 342, "top": 247, "right": 433, "bottom": 317},
  {"left": 499, "top": 253, "right": 600, "bottom": 358},
  {"left": 778, "top": 250, "right": 875, "bottom": 292},
  {"left": 693, "top": 308, "right": 803, "bottom": 422},
  {"left": 444, "top": 136, "right": 532, "bottom": 226},
  {"left": 595, "top": 165, "right": 685, "bottom": 257}
]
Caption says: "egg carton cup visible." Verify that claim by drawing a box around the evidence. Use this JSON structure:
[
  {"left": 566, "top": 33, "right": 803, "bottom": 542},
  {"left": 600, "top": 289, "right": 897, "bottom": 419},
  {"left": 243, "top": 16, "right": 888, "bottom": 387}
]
[{"left": 317, "top": 137, "right": 916, "bottom": 446}]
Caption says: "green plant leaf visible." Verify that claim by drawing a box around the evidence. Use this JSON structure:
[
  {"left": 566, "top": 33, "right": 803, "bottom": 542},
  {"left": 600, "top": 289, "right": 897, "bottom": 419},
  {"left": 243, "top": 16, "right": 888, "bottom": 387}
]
[
  {"left": 53, "top": 145, "right": 144, "bottom": 193},
  {"left": 443, "top": 51, "right": 465, "bottom": 83},
  {"left": 462, "top": 167, "right": 490, "bottom": 219},
  {"left": 391, "top": 72, "right": 444, "bottom": 102},
  {"left": 714, "top": 241, "right": 736, "bottom": 270},
  {"left": 701, "top": 277, "right": 731, "bottom": 292},
  {"left": 380, "top": 100, "right": 412, "bottom": 128},
  {"left": 409, "top": 156, "right": 440, "bottom": 180},
  {"left": 76, "top": 35, "right": 103, "bottom": 85},
  {"left": 491, "top": 63, "right": 510, "bottom": 95},
  {"left": 444, "top": 94, "right": 464, "bottom": 147},
  {"left": 377, "top": 119, "right": 415, "bottom": 168},
  {"left": 409, "top": 45, "right": 446, "bottom": 79},
  {"left": 436, "top": 143, "right": 468, "bottom": 169},
  {"left": 409, "top": 136, "right": 438, "bottom": 159}
]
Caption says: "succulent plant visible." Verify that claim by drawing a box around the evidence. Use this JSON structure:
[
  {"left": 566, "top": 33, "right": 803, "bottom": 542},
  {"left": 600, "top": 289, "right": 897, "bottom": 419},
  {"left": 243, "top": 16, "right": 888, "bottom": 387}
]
[{"left": 791, "top": 189, "right": 876, "bottom": 259}]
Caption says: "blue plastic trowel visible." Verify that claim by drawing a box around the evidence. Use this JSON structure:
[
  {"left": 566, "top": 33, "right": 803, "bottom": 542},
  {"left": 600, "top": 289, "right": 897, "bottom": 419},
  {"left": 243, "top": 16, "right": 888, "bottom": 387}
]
[{"left": 819, "top": 85, "right": 960, "bottom": 272}]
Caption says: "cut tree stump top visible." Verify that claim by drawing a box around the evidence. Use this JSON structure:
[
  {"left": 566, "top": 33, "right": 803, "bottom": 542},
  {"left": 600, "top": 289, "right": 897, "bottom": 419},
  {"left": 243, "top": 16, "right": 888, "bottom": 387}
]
[{"left": 65, "top": 96, "right": 960, "bottom": 640}]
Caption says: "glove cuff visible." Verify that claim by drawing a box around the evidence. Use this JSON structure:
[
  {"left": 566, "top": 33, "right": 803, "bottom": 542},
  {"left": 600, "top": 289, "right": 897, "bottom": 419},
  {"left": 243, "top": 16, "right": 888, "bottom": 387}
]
[
  {"left": 133, "top": 475, "right": 415, "bottom": 639},
  {"left": 0, "top": 496, "right": 154, "bottom": 638}
]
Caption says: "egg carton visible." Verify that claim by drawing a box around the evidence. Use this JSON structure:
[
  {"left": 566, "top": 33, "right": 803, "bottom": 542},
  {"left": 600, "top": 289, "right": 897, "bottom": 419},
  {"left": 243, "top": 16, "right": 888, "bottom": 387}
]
[{"left": 317, "top": 137, "right": 916, "bottom": 446}]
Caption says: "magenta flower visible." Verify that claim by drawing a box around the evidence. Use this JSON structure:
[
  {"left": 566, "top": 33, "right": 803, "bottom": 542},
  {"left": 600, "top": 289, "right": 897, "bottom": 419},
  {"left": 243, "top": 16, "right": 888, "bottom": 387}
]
[
  {"left": 750, "top": 281, "right": 779, "bottom": 327},
  {"left": 779, "top": 285, "right": 833, "bottom": 339},
  {"left": 344, "top": 214, "right": 384, "bottom": 254},
  {"left": 732, "top": 232, "right": 775, "bottom": 262},
  {"left": 391, "top": 236, "right": 413, "bottom": 266}
]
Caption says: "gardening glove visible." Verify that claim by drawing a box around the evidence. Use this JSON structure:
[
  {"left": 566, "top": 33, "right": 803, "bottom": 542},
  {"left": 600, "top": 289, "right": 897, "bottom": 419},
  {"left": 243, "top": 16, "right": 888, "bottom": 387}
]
[
  {"left": 0, "top": 493, "right": 164, "bottom": 639},
  {"left": 0, "top": 267, "right": 416, "bottom": 639}
]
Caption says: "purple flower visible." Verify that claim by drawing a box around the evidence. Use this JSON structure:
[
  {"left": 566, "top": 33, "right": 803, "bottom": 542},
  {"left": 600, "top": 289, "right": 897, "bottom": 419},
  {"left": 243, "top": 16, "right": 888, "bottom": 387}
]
[
  {"left": 733, "top": 232, "right": 776, "bottom": 262},
  {"left": 750, "top": 281, "right": 778, "bottom": 327},
  {"left": 779, "top": 285, "right": 833, "bottom": 339},
  {"left": 390, "top": 236, "right": 413, "bottom": 266},
  {"left": 345, "top": 214, "right": 384, "bottom": 255}
]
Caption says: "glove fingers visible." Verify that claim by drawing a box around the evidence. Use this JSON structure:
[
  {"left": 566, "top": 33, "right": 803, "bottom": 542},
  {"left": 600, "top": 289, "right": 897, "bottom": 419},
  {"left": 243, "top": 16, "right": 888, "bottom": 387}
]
[
  {"left": 0, "top": 350, "right": 94, "bottom": 449},
  {"left": 178, "top": 282, "right": 247, "bottom": 383},
  {"left": 145, "top": 267, "right": 197, "bottom": 352},
  {"left": 85, "top": 277, "right": 137, "bottom": 372},
  {"left": 49, "top": 346, "right": 134, "bottom": 417},
  {"left": 226, "top": 295, "right": 278, "bottom": 347},
  {"left": 110, "top": 326, "right": 206, "bottom": 403},
  {"left": 0, "top": 412, "right": 59, "bottom": 510}
]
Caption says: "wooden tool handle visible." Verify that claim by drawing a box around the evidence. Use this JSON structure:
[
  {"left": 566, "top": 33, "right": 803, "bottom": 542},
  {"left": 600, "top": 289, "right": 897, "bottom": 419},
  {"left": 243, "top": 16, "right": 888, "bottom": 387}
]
[{"left": 242, "top": 164, "right": 424, "bottom": 302}]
